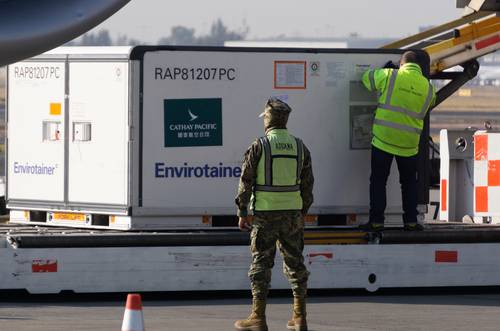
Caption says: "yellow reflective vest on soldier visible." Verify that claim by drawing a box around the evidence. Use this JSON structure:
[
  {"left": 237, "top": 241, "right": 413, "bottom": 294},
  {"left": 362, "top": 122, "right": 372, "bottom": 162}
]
[
  {"left": 252, "top": 129, "right": 304, "bottom": 212},
  {"left": 362, "top": 63, "right": 436, "bottom": 157}
]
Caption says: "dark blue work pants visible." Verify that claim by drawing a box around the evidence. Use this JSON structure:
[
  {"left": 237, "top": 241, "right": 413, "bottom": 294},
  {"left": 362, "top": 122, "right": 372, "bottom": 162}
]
[{"left": 369, "top": 146, "right": 418, "bottom": 224}]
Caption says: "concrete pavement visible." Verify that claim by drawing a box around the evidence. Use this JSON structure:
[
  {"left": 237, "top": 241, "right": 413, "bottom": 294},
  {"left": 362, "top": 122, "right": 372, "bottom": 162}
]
[{"left": 1, "top": 290, "right": 500, "bottom": 330}]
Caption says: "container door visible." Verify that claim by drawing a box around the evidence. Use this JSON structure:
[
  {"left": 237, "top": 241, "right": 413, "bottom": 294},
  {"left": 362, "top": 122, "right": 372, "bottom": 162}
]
[
  {"left": 7, "top": 62, "right": 66, "bottom": 202},
  {"left": 67, "top": 61, "right": 128, "bottom": 206}
]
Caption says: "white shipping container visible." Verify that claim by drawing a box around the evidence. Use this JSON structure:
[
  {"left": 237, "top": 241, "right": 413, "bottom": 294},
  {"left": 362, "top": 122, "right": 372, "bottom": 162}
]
[{"left": 6, "top": 46, "right": 407, "bottom": 229}]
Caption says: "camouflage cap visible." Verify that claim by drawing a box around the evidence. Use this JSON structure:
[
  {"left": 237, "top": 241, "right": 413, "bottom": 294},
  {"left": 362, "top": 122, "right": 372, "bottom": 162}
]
[{"left": 259, "top": 97, "right": 292, "bottom": 118}]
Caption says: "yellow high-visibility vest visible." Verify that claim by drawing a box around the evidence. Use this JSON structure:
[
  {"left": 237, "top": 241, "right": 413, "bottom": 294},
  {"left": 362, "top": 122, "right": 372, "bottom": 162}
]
[
  {"left": 362, "top": 63, "right": 436, "bottom": 157},
  {"left": 252, "top": 129, "right": 304, "bottom": 212}
]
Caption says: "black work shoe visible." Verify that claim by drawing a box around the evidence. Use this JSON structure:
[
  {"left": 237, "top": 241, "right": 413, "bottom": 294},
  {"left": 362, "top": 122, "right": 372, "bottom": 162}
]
[
  {"left": 404, "top": 223, "right": 424, "bottom": 231},
  {"left": 359, "top": 223, "right": 384, "bottom": 232}
]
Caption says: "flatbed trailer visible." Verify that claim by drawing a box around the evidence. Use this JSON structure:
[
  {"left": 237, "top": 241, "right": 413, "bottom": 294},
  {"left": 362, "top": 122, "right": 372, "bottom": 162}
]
[{"left": 3, "top": 223, "right": 500, "bottom": 294}]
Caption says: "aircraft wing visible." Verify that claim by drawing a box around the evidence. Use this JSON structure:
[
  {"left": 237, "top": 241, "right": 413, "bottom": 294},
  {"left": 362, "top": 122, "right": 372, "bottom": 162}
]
[{"left": 0, "top": 0, "right": 131, "bottom": 66}]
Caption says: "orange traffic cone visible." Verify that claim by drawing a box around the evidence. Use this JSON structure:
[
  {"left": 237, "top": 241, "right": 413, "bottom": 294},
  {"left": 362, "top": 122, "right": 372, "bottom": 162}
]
[{"left": 121, "top": 294, "right": 145, "bottom": 331}]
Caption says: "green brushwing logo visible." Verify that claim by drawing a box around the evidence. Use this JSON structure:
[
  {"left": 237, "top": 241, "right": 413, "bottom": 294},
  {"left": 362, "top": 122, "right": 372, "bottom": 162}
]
[{"left": 164, "top": 98, "right": 223, "bottom": 147}]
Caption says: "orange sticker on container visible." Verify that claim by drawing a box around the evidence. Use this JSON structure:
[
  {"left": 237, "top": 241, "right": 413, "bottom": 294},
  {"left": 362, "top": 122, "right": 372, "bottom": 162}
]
[
  {"left": 202, "top": 215, "right": 210, "bottom": 224},
  {"left": 474, "top": 134, "right": 488, "bottom": 161},
  {"left": 304, "top": 215, "right": 318, "bottom": 224},
  {"left": 53, "top": 212, "right": 85, "bottom": 221},
  {"left": 441, "top": 179, "right": 447, "bottom": 211},
  {"left": 475, "top": 186, "right": 488, "bottom": 212},
  {"left": 488, "top": 160, "right": 500, "bottom": 187},
  {"left": 50, "top": 103, "right": 62, "bottom": 115},
  {"left": 274, "top": 61, "right": 307, "bottom": 89}
]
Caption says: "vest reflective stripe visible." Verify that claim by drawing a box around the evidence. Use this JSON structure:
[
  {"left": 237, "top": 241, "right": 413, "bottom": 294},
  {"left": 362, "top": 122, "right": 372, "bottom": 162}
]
[
  {"left": 255, "top": 184, "right": 301, "bottom": 192},
  {"left": 373, "top": 133, "right": 418, "bottom": 150},
  {"left": 373, "top": 118, "right": 422, "bottom": 134},
  {"left": 420, "top": 83, "right": 434, "bottom": 114},
  {"left": 368, "top": 70, "right": 376, "bottom": 91},
  {"left": 385, "top": 69, "right": 398, "bottom": 103},
  {"left": 259, "top": 137, "right": 272, "bottom": 186},
  {"left": 377, "top": 103, "right": 423, "bottom": 119},
  {"left": 296, "top": 138, "right": 303, "bottom": 184}
]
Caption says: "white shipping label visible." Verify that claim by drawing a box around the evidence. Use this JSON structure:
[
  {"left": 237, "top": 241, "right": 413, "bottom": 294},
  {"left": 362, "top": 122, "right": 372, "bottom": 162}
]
[{"left": 274, "top": 61, "right": 306, "bottom": 89}]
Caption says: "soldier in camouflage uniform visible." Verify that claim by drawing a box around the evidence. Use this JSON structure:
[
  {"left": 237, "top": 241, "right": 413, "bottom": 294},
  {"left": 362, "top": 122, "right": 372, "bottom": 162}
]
[{"left": 234, "top": 98, "right": 314, "bottom": 331}]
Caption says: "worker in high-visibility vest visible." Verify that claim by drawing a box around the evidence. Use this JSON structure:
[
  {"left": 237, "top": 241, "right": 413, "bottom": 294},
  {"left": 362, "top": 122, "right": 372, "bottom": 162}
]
[
  {"left": 361, "top": 51, "right": 436, "bottom": 231},
  {"left": 234, "top": 98, "right": 314, "bottom": 331}
]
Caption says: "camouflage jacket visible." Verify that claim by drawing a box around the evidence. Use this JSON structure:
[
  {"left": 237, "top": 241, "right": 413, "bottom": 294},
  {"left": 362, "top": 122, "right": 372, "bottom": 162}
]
[{"left": 235, "top": 130, "right": 314, "bottom": 217}]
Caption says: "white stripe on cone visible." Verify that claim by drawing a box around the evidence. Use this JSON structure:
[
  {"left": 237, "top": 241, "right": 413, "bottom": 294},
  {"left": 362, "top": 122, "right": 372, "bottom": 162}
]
[{"left": 121, "top": 304, "right": 145, "bottom": 331}]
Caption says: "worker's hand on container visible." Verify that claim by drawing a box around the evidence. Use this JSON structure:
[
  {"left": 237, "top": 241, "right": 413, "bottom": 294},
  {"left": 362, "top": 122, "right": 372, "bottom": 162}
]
[{"left": 238, "top": 217, "right": 252, "bottom": 231}]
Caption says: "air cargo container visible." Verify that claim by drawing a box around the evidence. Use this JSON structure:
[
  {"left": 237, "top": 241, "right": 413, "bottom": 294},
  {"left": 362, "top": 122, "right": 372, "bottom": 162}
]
[{"left": 6, "top": 46, "right": 413, "bottom": 230}]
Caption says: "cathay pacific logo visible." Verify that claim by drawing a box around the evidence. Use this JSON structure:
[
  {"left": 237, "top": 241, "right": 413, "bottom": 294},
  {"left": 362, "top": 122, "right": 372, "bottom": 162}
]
[
  {"left": 164, "top": 98, "right": 222, "bottom": 147},
  {"left": 188, "top": 109, "right": 198, "bottom": 121}
]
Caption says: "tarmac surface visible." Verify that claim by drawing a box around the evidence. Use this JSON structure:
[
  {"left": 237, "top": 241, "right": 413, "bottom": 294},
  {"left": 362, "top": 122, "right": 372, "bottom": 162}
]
[{"left": 2, "top": 289, "right": 500, "bottom": 331}]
